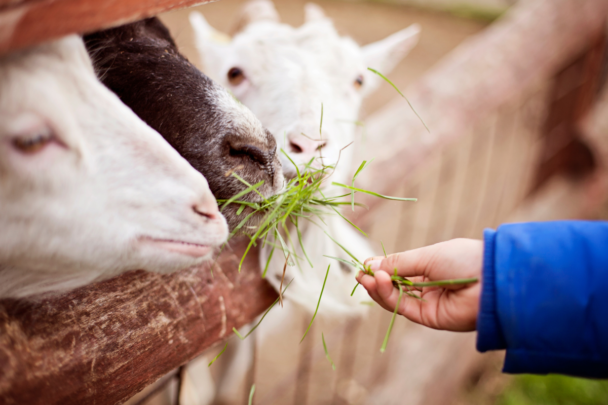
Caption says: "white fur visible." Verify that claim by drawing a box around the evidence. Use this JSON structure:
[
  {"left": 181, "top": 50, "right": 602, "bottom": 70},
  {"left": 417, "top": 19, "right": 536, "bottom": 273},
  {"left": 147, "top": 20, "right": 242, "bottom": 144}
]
[
  {"left": 183, "top": 4, "right": 419, "bottom": 404},
  {"left": 0, "top": 35, "right": 229, "bottom": 299},
  {"left": 190, "top": 0, "right": 419, "bottom": 313}
]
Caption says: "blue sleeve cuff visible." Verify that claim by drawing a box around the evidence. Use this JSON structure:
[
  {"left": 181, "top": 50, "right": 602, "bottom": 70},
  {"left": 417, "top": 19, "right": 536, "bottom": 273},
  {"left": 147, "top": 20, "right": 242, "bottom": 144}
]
[{"left": 476, "top": 228, "right": 507, "bottom": 352}]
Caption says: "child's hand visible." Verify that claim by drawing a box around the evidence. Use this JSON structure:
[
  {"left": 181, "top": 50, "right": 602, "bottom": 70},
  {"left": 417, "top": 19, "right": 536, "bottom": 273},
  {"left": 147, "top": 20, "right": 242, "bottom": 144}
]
[{"left": 356, "top": 238, "right": 483, "bottom": 331}]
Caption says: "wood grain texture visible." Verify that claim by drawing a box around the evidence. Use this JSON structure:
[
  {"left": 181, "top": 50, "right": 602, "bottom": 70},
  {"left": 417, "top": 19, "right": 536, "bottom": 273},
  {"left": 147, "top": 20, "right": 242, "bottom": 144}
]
[
  {"left": 352, "top": 0, "right": 608, "bottom": 224},
  {"left": 0, "top": 239, "right": 277, "bottom": 405},
  {"left": 0, "top": 0, "right": 214, "bottom": 55}
]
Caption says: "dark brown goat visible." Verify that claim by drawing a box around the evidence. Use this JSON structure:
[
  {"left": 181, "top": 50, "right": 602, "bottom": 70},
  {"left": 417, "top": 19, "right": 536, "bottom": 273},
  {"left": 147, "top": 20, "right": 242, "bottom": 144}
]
[{"left": 84, "top": 18, "right": 283, "bottom": 229}]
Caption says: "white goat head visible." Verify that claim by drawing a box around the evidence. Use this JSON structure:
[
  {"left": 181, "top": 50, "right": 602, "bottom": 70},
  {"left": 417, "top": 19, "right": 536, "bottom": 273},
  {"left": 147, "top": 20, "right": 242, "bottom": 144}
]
[
  {"left": 190, "top": 1, "right": 420, "bottom": 182},
  {"left": 0, "top": 35, "right": 228, "bottom": 299}
]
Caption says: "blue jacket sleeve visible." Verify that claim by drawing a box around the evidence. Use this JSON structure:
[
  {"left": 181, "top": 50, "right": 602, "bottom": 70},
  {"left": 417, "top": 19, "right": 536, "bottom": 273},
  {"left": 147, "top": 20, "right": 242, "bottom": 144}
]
[{"left": 476, "top": 221, "right": 608, "bottom": 378}]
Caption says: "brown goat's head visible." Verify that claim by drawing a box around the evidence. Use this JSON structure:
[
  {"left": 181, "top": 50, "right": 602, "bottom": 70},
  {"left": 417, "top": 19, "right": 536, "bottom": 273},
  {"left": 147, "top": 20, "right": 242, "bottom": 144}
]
[{"left": 84, "top": 18, "right": 284, "bottom": 229}]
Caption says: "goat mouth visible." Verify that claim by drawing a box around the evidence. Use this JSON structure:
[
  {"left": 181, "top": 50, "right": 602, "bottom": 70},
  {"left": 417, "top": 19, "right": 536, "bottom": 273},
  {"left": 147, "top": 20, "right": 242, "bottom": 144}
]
[{"left": 140, "top": 237, "right": 212, "bottom": 258}]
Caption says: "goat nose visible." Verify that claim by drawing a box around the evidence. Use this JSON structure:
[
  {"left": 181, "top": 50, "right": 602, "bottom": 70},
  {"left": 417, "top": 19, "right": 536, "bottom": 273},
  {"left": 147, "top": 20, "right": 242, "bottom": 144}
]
[
  {"left": 193, "top": 195, "right": 221, "bottom": 221},
  {"left": 227, "top": 138, "right": 277, "bottom": 181},
  {"left": 288, "top": 134, "right": 327, "bottom": 155}
]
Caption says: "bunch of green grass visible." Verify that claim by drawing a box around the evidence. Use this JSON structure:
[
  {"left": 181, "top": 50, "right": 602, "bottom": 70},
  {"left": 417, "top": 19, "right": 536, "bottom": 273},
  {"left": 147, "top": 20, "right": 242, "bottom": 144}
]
[
  {"left": 331, "top": 241, "right": 477, "bottom": 352},
  {"left": 218, "top": 150, "right": 415, "bottom": 277},
  {"left": 218, "top": 68, "right": 477, "bottom": 357},
  {"left": 218, "top": 67, "right": 427, "bottom": 277}
]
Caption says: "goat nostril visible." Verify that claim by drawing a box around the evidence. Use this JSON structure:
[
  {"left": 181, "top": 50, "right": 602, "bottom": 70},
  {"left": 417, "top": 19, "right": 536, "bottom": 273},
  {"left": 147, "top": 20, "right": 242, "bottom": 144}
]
[
  {"left": 193, "top": 204, "right": 218, "bottom": 220},
  {"left": 229, "top": 142, "right": 276, "bottom": 182},
  {"left": 289, "top": 141, "right": 303, "bottom": 154},
  {"left": 229, "top": 144, "right": 272, "bottom": 167}
]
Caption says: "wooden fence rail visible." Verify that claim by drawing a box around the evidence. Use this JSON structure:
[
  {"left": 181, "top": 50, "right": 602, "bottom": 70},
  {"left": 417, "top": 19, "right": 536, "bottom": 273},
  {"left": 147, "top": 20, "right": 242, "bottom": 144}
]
[
  {"left": 0, "top": 240, "right": 277, "bottom": 405},
  {"left": 2, "top": 0, "right": 608, "bottom": 404},
  {"left": 0, "top": 0, "right": 213, "bottom": 54}
]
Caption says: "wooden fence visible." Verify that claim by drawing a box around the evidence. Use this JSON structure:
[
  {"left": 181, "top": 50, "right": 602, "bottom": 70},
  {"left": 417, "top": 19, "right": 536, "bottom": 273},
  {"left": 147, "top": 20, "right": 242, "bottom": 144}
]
[
  {"left": 199, "top": 0, "right": 608, "bottom": 404},
  {"left": 1, "top": 0, "right": 608, "bottom": 404}
]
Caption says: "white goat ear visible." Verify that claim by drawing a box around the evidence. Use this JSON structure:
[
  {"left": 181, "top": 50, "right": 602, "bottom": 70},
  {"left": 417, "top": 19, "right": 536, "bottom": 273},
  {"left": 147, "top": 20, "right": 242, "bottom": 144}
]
[
  {"left": 236, "top": 0, "right": 280, "bottom": 30},
  {"left": 304, "top": 3, "right": 328, "bottom": 22},
  {"left": 189, "top": 12, "right": 231, "bottom": 44},
  {"left": 361, "top": 24, "right": 420, "bottom": 95},
  {"left": 189, "top": 12, "right": 231, "bottom": 80}
]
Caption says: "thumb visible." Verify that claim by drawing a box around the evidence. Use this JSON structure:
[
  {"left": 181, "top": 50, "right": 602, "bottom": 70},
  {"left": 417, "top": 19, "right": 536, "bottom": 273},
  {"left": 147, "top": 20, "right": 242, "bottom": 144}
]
[{"left": 364, "top": 246, "right": 434, "bottom": 278}]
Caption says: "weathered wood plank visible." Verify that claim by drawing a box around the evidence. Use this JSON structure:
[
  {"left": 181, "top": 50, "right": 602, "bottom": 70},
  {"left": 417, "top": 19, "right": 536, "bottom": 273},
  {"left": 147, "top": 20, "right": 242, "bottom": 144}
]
[
  {"left": 0, "top": 0, "right": 214, "bottom": 55},
  {"left": 353, "top": 0, "right": 608, "bottom": 224},
  {"left": 0, "top": 239, "right": 276, "bottom": 405}
]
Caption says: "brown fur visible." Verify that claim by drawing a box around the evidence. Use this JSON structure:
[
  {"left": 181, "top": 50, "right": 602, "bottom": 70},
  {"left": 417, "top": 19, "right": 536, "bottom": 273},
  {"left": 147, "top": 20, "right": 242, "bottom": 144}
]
[{"left": 84, "top": 18, "right": 282, "bottom": 229}]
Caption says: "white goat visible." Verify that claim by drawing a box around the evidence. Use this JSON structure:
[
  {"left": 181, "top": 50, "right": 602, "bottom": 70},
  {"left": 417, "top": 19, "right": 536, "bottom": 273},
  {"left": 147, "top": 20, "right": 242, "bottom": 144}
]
[
  {"left": 0, "top": 35, "right": 228, "bottom": 299},
  {"left": 181, "top": 2, "right": 420, "bottom": 403},
  {"left": 191, "top": 1, "right": 419, "bottom": 314}
]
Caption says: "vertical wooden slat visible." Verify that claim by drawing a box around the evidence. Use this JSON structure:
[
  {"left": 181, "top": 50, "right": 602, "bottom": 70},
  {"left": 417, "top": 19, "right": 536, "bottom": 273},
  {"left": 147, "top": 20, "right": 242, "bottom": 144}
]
[{"left": 440, "top": 131, "right": 475, "bottom": 241}]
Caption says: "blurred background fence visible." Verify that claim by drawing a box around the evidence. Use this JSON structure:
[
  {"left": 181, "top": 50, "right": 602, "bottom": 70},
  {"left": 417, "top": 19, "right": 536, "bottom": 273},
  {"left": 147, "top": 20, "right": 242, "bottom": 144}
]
[
  {"left": 150, "top": 0, "right": 608, "bottom": 404},
  {"left": 2, "top": 0, "right": 607, "bottom": 403}
]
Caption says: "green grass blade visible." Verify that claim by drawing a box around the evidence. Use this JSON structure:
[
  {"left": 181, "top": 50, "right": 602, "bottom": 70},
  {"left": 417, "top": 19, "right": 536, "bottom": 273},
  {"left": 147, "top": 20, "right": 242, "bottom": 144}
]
[
  {"left": 319, "top": 103, "right": 324, "bottom": 136},
  {"left": 261, "top": 245, "right": 275, "bottom": 278},
  {"left": 238, "top": 195, "right": 286, "bottom": 271},
  {"left": 351, "top": 282, "right": 360, "bottom": 296},
  {"left": 350, "top": 159, "right": 374, "bottom": 211},
  {"left": 233, "top": 328, "right": 245, "bottom": 340},
  {"left": 233, "top": 280, "right": 293, "bottom": 340},
  {"left": 321, "top": 229, "right": 362, "bottom": 265},
  {"left": 229, "top": 210, "right": 258, "bottom": 239},
  {"left": 411, "top": 277, "right": 478, "bottom": 287},
  {"left": 367, "top": 67, "right": 430, "bottom": 133},
  {"left": 231, "top": 173, "right": 267, "bottom": 201},
  {"left": 323, "top": 255, "right": 358, "bottom": 269},
  {"left": 328, "top": 203, "right": 367, "bottom": 236},
  {"left": 381, "top": 241, "right": 388, "bottom": 258},
  {"left": 248, "top": 384, "right": 256, "bottom": 405},
  {"left": 280, "top": 148, "right": 301, "bottom": 179},
  {"left": 332, "top": 182, "right": 417, "bottom": 202},
  {"left": 274, "top": 228, "right": 291, "bottom": 264},
  {"left": 300, "top": 265, "right": 330, "bottom": 343},
  {"left": 380, "top": 285, "right": 403, "bottom": 353},
  {"left": 322, "top": 332, "right": 336, "bottom": 370},
  {"left": 208, "top": 342, "right": 228, "bottom": 367},
  {"left": 220, "top": 180, "right": 265, "bottom": 211},
  {"left": 294, "top": 217, "right": 313, "bottom": 268}
]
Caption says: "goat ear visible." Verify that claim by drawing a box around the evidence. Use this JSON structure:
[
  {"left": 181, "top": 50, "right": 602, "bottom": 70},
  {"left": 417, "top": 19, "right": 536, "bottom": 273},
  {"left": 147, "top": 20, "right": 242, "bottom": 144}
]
[
  {"left": 361, "top": 24, "right": 420, "bottom": 95},
  {"left": 304, "top": 3, "right": 328, "bottom": 22},
  {"left": 189, "top": 12, "right": 231, "bottom": 80},
  {"left": 235, "top": 0, "right": 280, "bottom": 31},
  {"left": 189, "top": 12, "right": 231, "bottom": 44}
]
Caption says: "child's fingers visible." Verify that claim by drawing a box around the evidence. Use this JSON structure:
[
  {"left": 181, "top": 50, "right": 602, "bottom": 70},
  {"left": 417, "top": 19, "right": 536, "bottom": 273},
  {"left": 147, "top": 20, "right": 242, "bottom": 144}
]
[
  {"left": 357, "top": 273, "right": 393, "bottom": 312},
  {"left": 365, "top": 246, "right": 435, "bottom": 279},
  {"left": 375, "top": 271, "right": 441, "bottom": 327}
]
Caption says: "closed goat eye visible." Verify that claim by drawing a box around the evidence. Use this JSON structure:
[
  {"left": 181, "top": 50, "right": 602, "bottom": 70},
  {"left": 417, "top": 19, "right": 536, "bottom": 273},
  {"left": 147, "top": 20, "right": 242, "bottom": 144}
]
[
  {"left": 227, "top": 67, "right": 246, "bottom": 86},
  {"left": 354, "top": 74, "right": 364, "bottom": 89},
  {"left": 12, "top": 127, "right": 56, "bottom": 154}
]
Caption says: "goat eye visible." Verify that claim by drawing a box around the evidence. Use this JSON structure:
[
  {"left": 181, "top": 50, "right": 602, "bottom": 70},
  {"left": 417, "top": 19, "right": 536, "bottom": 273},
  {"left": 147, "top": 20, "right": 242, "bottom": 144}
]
[
  {"left": 12, "top": 129, "right": 54, "bottom": 154},
  {"left": 227, "top": 67, "right": 245, "bottom": 86},
  {"left": 354, "top": 75, "right": 364, "bottom": 89}
]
